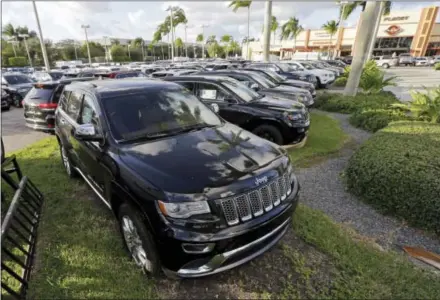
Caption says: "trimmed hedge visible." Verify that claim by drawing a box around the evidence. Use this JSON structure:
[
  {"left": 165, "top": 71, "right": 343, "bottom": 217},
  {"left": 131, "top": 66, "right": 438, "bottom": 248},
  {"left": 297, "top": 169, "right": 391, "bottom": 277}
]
[
  {"left": 8, "top": 56, "right": 27, "bottom": 67},
  {"left": 346, "top": 121, "right": 440, "bottom": 233},
  {"left": 435, "top": 62, "right": 440, "bottom": 71},
  {"left": 333, "top": 77, "right": 347, "bottom": 87},
  {"left": 315, "top": 92, "right": 399, "bottom": 114},
  {"left": 349, "top": 109, "right": 410, "bottom": 132}
]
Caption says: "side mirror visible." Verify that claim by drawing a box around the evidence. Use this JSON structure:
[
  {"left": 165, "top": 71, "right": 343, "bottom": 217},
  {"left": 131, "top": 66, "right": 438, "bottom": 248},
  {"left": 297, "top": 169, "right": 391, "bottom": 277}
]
[
  {"left": 250, "top": 83, "right": 259, "bottom": 91},
  {"left": 74, "top": 124, "right": 102, "bottom": 141},
  {"left": 225, "top": 97, "right": 237, "bottom": 104}
]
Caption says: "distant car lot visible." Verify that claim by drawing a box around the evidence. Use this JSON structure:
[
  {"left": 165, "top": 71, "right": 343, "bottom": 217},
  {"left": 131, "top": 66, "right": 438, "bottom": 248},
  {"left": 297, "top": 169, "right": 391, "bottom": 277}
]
[
  {"left": 384, "top": 67, "right": 440, "bottom": 102},
  {"left": 2, "top": 107, "right": 48, "bottom": 152}
]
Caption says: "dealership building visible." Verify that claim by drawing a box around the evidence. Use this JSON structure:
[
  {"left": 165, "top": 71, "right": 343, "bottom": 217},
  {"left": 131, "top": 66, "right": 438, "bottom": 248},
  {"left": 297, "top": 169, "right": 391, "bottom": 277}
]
[{"left": 247, "top": 5, "right": 440, "bottom": 59}]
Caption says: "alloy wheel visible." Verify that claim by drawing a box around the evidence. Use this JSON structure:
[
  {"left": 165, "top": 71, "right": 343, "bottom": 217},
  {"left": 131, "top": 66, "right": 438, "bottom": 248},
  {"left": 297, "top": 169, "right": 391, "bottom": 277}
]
[
  {"left": 121, "top": 215, "right": 153, "bottom": 272},
  {"left": 258, "top": 131, "right": 275, "bottom": 142}
]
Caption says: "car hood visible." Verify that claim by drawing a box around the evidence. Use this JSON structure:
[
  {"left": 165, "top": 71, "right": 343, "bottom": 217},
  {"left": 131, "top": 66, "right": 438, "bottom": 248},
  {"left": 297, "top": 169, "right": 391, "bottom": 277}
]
[
  {"left": 7, "top": 83, "right": 34, "bottom": 91},
  {"left": 266, "top": 85, "right": 308, "bottom": 95},
  {"left": 283, "top": 79, "right": 313, "bottom": 88},
  {"left": 250, "top": 94, "right": 305, "bottom": 111},
  {"left": 119, "top": 122, "right": 285, "bottom": 195},
  {"left": 305, "top": 69, "right": 330, "bottom": 76}
]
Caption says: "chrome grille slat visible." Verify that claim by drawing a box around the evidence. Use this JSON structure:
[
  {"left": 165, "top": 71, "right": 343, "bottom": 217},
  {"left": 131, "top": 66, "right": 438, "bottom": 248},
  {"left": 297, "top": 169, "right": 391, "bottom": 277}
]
[
  {"left": 219, "top": 171, "right": 295, "bottom": 226},
  {"left": 235, "top": 194, "right": 252, "bottom": 221}
]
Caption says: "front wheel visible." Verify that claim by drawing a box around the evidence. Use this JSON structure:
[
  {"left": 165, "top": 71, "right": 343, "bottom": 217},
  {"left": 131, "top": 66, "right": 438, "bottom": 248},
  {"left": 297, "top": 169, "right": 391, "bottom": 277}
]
[
  {"left": 382, "top": 63, "right": 390, "bottom": 69},
  {"left": 59, "top": 144, "right": 77, "bottom": 178},
  {"left": 118, "top": 203, "right": 161, "bottom": 277},
  {"left": 252, "top": 124, "right": 284, "bottom": 145}
]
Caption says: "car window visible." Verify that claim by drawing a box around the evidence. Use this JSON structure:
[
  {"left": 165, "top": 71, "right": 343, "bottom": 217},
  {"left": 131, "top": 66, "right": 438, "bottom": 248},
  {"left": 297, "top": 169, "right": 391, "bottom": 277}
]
[
  {"left": 24, "top": 85, "right": 55, "bottom": 103},
  {"left": 197, "top": 82, "right": 227, "bottom": 101},
  {"left": 102, "top": 87, "right": 222, "bottom": 141},
  {"left": 177, "top": 82, "right": 196, "bottom": 93},
  {"left": 78, "top": 95, "right": 98, "bottom": 125},
  {"left": 59, "top": 90, "right": 71, "bottom": 111},
  {"left": 3, "top": 74, "right": 34, "bottom": 84},
  {"left": 66, "top": 91, "right": 83, "bottom": 121},
  {"left": 222, "top": 79, "right": 260, "bottom": 102}
]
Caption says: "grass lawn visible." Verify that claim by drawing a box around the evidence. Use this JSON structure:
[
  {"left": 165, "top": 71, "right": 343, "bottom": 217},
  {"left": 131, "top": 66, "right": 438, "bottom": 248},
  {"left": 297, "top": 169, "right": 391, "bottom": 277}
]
[
  {"left": 2, "top": 114, "right": 439, "bottom": 299},
  {"left": 288, "top": 112, "right": 349, "bottom": 167}
]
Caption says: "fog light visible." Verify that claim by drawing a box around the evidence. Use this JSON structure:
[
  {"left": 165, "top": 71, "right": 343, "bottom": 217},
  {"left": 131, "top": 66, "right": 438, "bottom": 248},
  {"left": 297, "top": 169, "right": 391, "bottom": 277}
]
[{"left": 182, "top": 243, "right": 215, "bottom": 254}]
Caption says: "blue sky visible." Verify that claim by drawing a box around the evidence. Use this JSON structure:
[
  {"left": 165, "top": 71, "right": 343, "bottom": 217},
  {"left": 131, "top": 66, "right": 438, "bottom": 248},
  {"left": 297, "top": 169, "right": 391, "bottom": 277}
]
[{"left": 1, "top": 1, "right": 439, "bottom": 43}]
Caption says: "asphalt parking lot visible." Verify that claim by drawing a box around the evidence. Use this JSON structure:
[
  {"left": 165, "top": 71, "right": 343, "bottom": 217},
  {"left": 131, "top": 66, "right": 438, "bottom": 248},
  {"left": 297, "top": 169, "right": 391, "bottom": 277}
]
[{"left": 1, "top": 107, "right": 49, "bottom": 153}]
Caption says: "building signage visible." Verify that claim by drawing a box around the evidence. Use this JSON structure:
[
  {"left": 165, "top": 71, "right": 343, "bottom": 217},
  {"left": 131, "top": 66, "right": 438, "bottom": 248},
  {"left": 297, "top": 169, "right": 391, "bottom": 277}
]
[
  {"left": 384, "top": 16, "right": 409, "bottom": 22},
  {"left": 385, "top": 25, "right": 403, "bottom": 36}
]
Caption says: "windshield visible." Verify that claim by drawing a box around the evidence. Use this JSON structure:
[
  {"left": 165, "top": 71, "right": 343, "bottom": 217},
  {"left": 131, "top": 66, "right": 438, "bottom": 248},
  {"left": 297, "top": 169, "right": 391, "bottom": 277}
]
[
  {"left": 301, "top": 63, "right": 315, "bottom": 70},
  {"left": 276, "top": 63, "right": 293, "bottom": 72},
  {"left": 265, "top": 70, "right": 286, "bottom": 82},
  {"left": 250, "top": 71, "right": 279, "bottom": 85},
  {"left": 49, "top": 72, "right": 64, "bottom": 80},
  {"left": 246, "top": 72, "right": 276, "bottom": 88},
  {"left": 222, "top": 79, "right": 261, "bottom": 102},
  {"left": 3, "top": 75, "right": 33, "bottom": 85},
  {"left": 102, "top": 87, "right": 222, "bottom": 141}
]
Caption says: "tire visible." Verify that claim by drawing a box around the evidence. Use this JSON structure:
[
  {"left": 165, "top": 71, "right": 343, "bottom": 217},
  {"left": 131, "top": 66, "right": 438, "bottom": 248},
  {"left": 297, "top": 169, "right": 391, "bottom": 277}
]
[
  {"left": 118, "top": 203, "right": 161, "bottom": 277},
  {"left": 59, "top": 143, "right": 77, "bottom": 178},
  {"left": 13, "top": 96, "right": 22, "bottom": 108},
  {"left": 317, "top": 78, "right": 327, "bottom": 89},
  {"left": 383, "top": 63, "right": 390, "bottom": 69},
  {"left": 252, "top": 124, "right": 284, "bottom": 145}
]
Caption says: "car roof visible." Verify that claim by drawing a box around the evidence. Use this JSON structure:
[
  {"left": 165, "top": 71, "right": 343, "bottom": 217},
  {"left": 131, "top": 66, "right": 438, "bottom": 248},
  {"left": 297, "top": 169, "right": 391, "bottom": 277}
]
[
  {"left": 69, "top": 79, "right": 179, "bottom": 96},
  {"left": 163, "top": 75, "right": 229, "bottom": 81}
]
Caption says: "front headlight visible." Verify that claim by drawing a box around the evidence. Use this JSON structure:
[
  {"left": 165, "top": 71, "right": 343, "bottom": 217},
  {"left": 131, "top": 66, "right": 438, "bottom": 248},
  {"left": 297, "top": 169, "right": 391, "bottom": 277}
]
[
  {"left": 158, "top": 200, "right": 211, "bottom": 219},
  {"left": 285, "top": 113, "right": 302, "bottom": 121}
]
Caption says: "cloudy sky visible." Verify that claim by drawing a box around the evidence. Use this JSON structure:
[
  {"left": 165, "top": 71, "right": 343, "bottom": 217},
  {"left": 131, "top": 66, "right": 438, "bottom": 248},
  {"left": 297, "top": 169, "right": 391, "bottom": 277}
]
[{"left": 2, "top": 1, "right": 439, "bottom": 43}]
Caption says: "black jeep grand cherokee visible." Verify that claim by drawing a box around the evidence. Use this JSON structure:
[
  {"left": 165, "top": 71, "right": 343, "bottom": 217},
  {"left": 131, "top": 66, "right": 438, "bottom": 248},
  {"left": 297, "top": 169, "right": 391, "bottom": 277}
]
[{"left": 55, "top": 79, "right": 300, "bottom": 278}]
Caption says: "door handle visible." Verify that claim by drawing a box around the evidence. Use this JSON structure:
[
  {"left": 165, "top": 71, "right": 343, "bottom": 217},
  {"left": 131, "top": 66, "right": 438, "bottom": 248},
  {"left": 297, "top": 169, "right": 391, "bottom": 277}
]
[{"left": 60, "top": 118, "right": 66, "bottom": 124}]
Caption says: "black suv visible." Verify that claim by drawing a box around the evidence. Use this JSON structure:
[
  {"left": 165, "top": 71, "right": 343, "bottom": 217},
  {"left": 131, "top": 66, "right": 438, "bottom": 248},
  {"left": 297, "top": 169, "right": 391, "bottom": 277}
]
[
  {"left": 196, "top": 70, "right": 314, "bottom": 107},
  {"left": 243, "top": 68, "right": 316, "bottom": 98},
  {"left": 54, "top": 79, "right": 300, "bottom": 278},
  {"left": 244, "top": 62, "right": 318, "bottom": 87},
  {"left": 23, "top": 78, "right": 94, "bottom": 132},
  {"left": 1, "top": 73, "right": 35, "bottom": 107},
  {"left": 164, "top": 75, "right": 310, "bottom": 145}
]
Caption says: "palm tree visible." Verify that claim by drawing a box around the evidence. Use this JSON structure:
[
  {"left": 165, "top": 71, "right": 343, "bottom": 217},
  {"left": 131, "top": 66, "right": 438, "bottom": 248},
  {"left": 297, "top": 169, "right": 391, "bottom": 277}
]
[
  {"left": 340, "top": 1, "right": 392, "bottom": 20},
  {"left": 2, "top": 23, "right": 16, "bottom": 38},
  {"left": 271, "top": 16, "right": 279, "bottom": 45},
  {"left": 229, "top": 0, "right": 252, "bottom": 58},
  {"left": 206, "top": 35, "right": 217, "bottom": 45},
  {"left": 280, "top": 17, "right": 303, "bottom": 52},
  {"left": 175, "top": 37, "right": 183, "bottom": 57},
  {"left": 228, "top": 40, "right": 241, "bottom": 57},
  {"left": 322, "top": 20, "right": 338, "bottom": 59},
  {"left": 110, "top": 39, "right": 120, "bottom": 46},
  {"left": 221, "top": 35, "right": 232, "bottom": 57},
  {"left": 132, "top": 37, "right": 144, "bottom": 48}
]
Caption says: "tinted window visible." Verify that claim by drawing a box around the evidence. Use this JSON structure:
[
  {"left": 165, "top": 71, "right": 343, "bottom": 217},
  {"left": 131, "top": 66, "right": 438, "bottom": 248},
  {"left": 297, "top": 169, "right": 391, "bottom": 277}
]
[
  {"left": 59, "top": 91, "right": 71, "bottom": 111},
  {"left": 78, "top": 95, "right": 97, "bottom": 125},
  {"left": 277, "top": 63, "right": 293, "bottom": 72},
  {"left": 222, "top": 78, "right": 260, "bottom": 102},
  {"left": 3, "top": 75, "right": 33, "bottom": 84},
  {"left": 102, "top": 87, "right": 222, "bottom": 141},
  {"left": 66, "top": 91, "right": 82, "bottom": 120},
  {"left": 24, "top": 86, "right": 55, "bottom": 103},
  {"left": 178, "top": 82, "right": 196, "bottom": 92},
  {"left": 197, "top": 83, "right": 228, "bottom": 101},
  {"left": 49, "top": 72, "right": 64, "bottom": 80}
]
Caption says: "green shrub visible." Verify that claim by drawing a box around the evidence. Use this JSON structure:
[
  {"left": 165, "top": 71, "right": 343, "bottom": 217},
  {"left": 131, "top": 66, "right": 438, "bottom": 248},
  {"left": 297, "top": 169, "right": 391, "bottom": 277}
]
[
  {"left": 392, "top": 88, "right": 440, "bottom": 123},
  {"left": 333, "top": 77, "right": 347, "bottom": 87},
  {"left": 434, "top": 62, "right": 440, "bottom": 70},
  {"left": 8, "top": 56, "right": 28, "bottom": 67},
  {"left": 346, "top": 121, "right": 440, "bottom": 233},
  {"left": 349, "top": 108, "right": 410, "bottom": 132},
  {"left": 315, "top": 93, "right": 399, "bottom": 114}
]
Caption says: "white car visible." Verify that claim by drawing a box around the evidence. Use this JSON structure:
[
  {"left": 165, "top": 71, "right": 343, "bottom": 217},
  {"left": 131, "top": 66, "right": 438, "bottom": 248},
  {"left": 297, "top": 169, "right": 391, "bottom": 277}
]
[
  {"left": 414, "top": 57, "right": 430, "bottom": 66},
  {"left": 373, "top": 56, "right": 398, "bottom": 69},
  {"left": 282, "top": 61, "right": 335, "bottom": 88}
]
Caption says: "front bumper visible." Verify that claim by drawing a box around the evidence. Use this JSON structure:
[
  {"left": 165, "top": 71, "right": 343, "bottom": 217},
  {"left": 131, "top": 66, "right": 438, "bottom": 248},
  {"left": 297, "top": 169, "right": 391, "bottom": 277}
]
[{"left": 159, "top": 183, "right": 300, "bottom": 277}]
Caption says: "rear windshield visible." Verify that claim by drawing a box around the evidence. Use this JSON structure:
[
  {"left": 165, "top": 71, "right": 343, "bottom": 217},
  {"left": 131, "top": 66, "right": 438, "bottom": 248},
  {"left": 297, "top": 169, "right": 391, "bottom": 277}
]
[
  {"left": 49, "top": 72, "right": 64, "bottom": 80},
  {"left": 3, "top": 75, "right": 34, "bottom": 85},
  {"left": 24, "top": 86, "right": 56, "bottom": 103}
]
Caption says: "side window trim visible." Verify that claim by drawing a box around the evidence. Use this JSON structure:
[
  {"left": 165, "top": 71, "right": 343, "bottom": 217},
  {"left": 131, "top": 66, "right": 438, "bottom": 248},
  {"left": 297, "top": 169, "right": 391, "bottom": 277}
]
[{"left": 196, "top": 81, "right": 230, "bottom": 102}]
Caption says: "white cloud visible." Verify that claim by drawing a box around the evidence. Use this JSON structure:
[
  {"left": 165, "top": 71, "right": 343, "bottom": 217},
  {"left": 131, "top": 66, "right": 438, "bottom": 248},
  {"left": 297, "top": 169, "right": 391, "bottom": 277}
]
[{"left": 2, "top": 1, "right": 439, "bottom": 43}]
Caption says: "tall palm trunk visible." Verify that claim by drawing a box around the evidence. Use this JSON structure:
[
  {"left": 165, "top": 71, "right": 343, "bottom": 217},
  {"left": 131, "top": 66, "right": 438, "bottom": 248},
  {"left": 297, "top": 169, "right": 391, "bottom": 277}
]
[
  {"left": 161, "top": 44, "right": 164, "bottom": 60},
  {"left": 329, "top": 35, "right": 333, "bottom": 59}
]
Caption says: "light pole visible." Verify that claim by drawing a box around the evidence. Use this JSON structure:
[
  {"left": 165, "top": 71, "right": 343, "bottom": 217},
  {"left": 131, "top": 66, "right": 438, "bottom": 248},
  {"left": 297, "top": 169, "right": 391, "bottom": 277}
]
[
  {"left": 81, "top": 24, "right": 92, "bottom": 65},
  {"left": 73, "top": 42, "right": 78, "bottom": 60},
  {"left": 200, "top": 24, "right": 209, "bottom": 59},
  {"left": 166, "top": 6, "right": 175, "bottom": 61},
  {"left": 32, "top": 1, "right": 50, "bottom": 70},
  {"left": 18, "top": 34, "right": 33, "bottom": 67},
  {"left": 103, "top": 36, "right": 109, "bottom": 63},
  {"left": 262, "top": 1, "right": 272, "bottom": 62}
]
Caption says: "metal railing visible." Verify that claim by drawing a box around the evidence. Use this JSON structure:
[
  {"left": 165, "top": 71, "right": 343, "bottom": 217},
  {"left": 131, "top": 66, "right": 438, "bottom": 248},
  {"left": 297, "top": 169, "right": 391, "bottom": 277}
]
[{"left": 1, "top": 155, "right": 44, "bottom": 299}]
